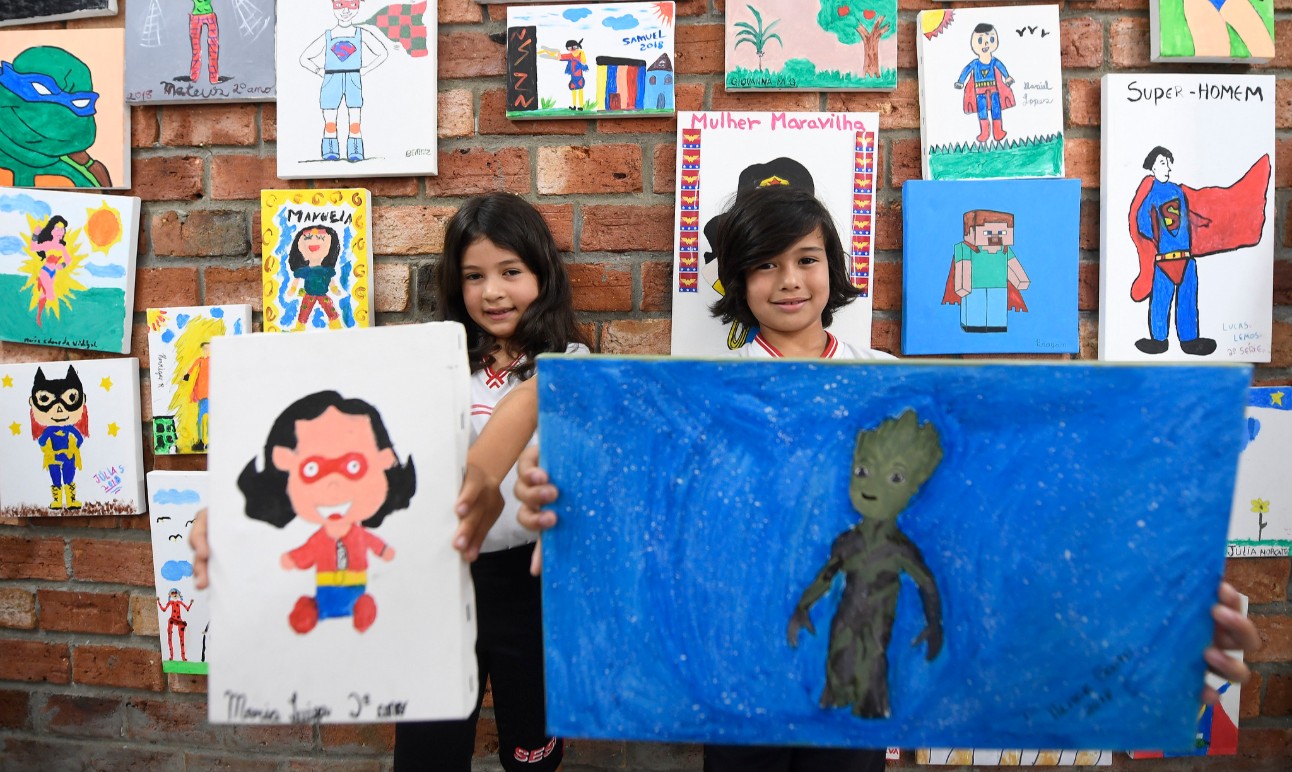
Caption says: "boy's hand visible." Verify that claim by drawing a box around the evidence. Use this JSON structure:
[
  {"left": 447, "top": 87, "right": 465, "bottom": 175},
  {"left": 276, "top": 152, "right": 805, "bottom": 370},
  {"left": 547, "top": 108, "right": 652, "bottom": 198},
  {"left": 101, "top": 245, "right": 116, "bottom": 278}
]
[
  {"left": 1203, "top": 581, "right": 1260, "bottom": 705},
  {"left": 190, "top": 508, "right": 210, "bottom": 590},
  {"left": 515, "top": 446, "right": 560, "bottom": 575},
  {"left": 453, "top": 463, "right": 504, "bottom": 563}
]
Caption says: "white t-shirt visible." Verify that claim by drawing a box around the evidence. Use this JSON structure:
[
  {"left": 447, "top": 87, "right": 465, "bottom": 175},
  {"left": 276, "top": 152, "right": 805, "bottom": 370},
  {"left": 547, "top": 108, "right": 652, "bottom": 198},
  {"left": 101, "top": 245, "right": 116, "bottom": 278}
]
[
  {"left": 732, "top": 331, "right": 897, "bottom": 360},
  {"left": 470, "top": 343, "right": 589, "bottom": 553}
]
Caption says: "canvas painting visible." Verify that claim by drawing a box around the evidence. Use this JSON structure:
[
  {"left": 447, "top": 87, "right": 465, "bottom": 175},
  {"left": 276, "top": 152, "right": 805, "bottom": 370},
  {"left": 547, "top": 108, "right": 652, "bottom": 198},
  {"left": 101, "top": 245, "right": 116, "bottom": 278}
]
[
  {"left": 1151, "top": 0, "right": 1274, "bottom": 63},
  {"left": 901, "top": 179, "right": 1079, "bottom": 355},
  {"left": 148, "top": 471, "right": 211, "bottom": 675},
  {"left": 261, "top": 189, "right": 372, "bottom": 333},
  {"left": 126, "top": 0, "right": 276, "bottom": 103},
  {"left": 506, "top": 2, "right": 675, "bottom": 120},
  {"left": 918, "top": 749, "right": 1110, "bottom": 765},
  {"left": 1227, "top": 386, "right": 1292, "bottom": 557},
  {"left": 915, "top": 6, "right": 1063, "bottom": 181},
  {"left": 670, "top": 111, "right": 877, "bottom": 356},
  {"left": 0, "top": 29, "right": 129, "bottom": 189},
  {"left": 147, "top": 304, "right": 252, "bottom": 455},
  {"left": 0, "top": 188, "right": 139, "bottom": 353},
  {"left": 0, "top": 358, "right": 144, "bottom": 517},
  {"left": 275, "top": 0, "right": 436, "bottom": 177},
  {"left": 206, "top": 323, "right": 476, "bottom": 724},
  {"left": 0, "top": 0, "right": 117, "bottom": 28},
  {"left": 1098, "top": 74, "right": 1274, "bottom": 363},
  {"left": 536, "top": 357, "right": 1250, "bottom": 749},
  {"left": 723, "top": 1, "right": 896, "bottom": 92}
]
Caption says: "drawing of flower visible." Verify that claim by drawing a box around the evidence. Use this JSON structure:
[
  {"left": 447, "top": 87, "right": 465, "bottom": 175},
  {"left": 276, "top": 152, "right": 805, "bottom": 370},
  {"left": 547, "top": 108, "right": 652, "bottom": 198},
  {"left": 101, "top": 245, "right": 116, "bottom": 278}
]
[{"left": 1252, "top": 498, "right": 1269, "bottom": 513}]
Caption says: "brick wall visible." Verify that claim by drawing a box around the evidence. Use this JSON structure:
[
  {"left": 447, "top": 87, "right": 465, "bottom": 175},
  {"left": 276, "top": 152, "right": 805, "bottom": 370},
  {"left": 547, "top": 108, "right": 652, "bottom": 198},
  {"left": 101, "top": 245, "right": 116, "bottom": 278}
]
[{"left": 0, "top": 1, "right": 1289, "bottom": 770}]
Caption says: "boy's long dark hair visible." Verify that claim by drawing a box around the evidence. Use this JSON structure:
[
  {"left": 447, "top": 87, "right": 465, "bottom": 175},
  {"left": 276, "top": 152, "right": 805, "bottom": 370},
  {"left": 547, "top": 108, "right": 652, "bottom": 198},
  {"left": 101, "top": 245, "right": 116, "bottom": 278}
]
[
  {"left": 287, "top": 225, "right": 341, "bottom": 272},
  {"left": 708, "top": 185, "right": 860, "bottom": 329},
  {"left": 435, "top": 193, "right": 586, "bottom": 379},
  {"left": 238, "top": 391, "right": 415, "bottom": 529}
]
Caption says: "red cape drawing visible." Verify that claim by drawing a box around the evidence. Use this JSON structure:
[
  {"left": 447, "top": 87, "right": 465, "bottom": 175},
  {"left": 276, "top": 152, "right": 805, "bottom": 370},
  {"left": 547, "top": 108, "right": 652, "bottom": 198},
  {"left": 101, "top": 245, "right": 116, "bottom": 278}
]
[
  {"left": 1127, "top": 155, "right": 1271, "bottom": 303},
  {"left": 940, "top": 245, "right": 1027, "bottom": 312},
  {"left": 961, "top": 68, "right": 1016, "bottom": 114}
]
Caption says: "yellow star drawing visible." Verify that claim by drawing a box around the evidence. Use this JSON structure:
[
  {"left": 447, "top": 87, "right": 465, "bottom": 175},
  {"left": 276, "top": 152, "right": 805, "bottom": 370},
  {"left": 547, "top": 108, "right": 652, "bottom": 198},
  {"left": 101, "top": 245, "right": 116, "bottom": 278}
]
[
  {"left": 1272, "top": 391, "right": 1285, "bottom": 407},
  {"left": 8, "top": 422, "right": 20, "bottom": 436},
  {"left": 107, "top": 422, "right": 120, "bottom": 437},
  {"left": 1, "top": 374, "right": 11, "bottom": 388},
  {"left": 100, "top": 376, "right": 113, "bottom": 392}
]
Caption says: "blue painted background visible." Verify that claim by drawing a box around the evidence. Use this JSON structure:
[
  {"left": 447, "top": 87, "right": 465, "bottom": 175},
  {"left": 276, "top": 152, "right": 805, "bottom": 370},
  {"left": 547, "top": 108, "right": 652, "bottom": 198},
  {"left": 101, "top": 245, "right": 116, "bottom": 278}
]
[
  {"left": 902, "top": 179, "right": 1081, "bottom": 355},
  {"left": 537, "top": 358, "right": 1249, "bottom": 750}
]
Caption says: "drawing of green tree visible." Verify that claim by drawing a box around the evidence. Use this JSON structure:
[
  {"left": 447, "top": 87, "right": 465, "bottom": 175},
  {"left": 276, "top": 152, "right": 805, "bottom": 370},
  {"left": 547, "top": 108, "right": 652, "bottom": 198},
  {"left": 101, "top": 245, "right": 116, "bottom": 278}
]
[
  {"left": 733, "top": 5, "right": 783, "bottom": 72},
  {"left": 816, "top": 0, "right": 893, "bottom": 78}
]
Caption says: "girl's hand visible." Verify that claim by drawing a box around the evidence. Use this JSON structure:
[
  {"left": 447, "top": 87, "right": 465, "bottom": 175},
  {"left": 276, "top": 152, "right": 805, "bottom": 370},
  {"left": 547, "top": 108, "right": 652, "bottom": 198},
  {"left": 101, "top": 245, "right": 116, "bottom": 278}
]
[
  {"left": 515, "top": 446, "right": 560, "bottom": 575},
  {"left": 452, "top": 462, "right": 504, "bottom": 563},
  {"left": 280, "top": 552, "right": 295, "bottom": 570},
  {"left": 382, "top": 547, "right": 396, "bottom": 562},
  {"left": 190, "top": 508, "right": 210, "bottom": 590},
  {"left": 1203, "top": 581, "right": 1260, "bottom": 705}
]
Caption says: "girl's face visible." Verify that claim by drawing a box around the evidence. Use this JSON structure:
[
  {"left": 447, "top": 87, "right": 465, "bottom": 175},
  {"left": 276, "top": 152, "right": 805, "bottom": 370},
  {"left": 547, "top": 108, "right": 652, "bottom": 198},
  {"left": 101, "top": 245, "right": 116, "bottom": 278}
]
[
  {"left": 742, "top": 227, "right": 831, "bottom": 343},
  {"left": 271, "top": 407, "right": 397, "bottom": 540},
  {"left": 51, "top": 224, "right": 65, "bottom": 241},
  {"left": 298, "top": 229, "right": 333, "bottom": 266},
  {"left": 459, "top": 237, "right": 541, "bottom": 357}
]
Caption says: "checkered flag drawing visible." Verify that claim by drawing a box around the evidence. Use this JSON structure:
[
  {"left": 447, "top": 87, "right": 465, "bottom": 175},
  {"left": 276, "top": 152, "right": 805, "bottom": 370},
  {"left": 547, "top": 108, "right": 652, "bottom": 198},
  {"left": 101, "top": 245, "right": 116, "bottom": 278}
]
[{"left": 364, "top": 1, "right": 429, "bottom": 57}]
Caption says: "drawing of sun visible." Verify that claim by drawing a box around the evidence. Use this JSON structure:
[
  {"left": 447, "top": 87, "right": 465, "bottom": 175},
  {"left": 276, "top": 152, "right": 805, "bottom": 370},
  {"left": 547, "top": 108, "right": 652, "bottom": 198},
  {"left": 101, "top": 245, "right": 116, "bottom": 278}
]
[
  {"left": 84, "top": 203, "right": 124, "bottom": 256},
  {"left": 922, "top": 10, "right": 954, "bottom": 40},
  {"left": 652, "top": 1, "right": 674, "bottom": 25},
  {"left": 18, "top": 214, "right": 89, "bottom": 322}
]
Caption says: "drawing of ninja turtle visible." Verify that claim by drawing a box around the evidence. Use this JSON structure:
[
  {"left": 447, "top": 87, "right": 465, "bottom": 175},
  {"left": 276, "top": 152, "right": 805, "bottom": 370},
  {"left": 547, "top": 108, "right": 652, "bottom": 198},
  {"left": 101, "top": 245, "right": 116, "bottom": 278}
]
[{"left": 0, "top": 46, "right": 112, "bottom": 188}]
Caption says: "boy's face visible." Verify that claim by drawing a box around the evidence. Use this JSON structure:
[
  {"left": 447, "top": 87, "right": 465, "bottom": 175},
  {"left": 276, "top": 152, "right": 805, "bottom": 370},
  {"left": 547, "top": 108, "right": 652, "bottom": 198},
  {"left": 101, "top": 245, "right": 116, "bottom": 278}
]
[
  {"left": 742, "top": 227, "right": 832, "bottom": 341},
  {"left": 967, "top": 221, "right": 1013, "bottom": 252},
  {"left": 271, "top": 407, "right": 397, "bottom": 540},
  {"left": 972, "top": 27, "right": 999, "bottom": 57},
  {"left": 1151, "top": 154, "right": 1172, "bottom": 182},
  {"left": 333, "top": 0, "right": 360, "bottom": 24}
]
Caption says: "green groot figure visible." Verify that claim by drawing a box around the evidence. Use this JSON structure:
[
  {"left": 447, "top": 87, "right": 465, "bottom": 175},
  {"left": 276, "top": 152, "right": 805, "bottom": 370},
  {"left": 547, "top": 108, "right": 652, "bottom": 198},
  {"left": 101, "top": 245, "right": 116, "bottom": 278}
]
[{"left": 787, "top": 409, "right": 945, "bottom": 719}]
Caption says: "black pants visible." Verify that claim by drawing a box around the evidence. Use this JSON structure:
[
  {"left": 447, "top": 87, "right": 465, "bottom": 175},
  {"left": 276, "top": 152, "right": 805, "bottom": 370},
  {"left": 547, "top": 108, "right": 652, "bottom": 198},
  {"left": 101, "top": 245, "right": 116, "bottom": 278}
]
[
  {"left": 394, "top": 543, "right": 562, "bottom": 772},
  {"left": 704, "top": 745, "right": 886, "bottom": 772}
]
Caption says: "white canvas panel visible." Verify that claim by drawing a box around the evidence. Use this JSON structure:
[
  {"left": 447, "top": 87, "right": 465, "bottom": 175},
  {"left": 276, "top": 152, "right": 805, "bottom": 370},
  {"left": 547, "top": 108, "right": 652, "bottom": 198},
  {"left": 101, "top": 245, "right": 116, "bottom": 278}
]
[
  {"left": 669, "top": 111, "right": 877, "bottom": 357},
  {"left": 1228, "top": 387, "right": 1292, "bottom": 557},
  {"left": 147, "top": 471, "right": 212, "bottom": 675},
  {"left": 1098, "top": 74, "right": 1274, "bottom": 363},
  {"left": 207, "top": 322, "right": 476, "bottom": 724}
]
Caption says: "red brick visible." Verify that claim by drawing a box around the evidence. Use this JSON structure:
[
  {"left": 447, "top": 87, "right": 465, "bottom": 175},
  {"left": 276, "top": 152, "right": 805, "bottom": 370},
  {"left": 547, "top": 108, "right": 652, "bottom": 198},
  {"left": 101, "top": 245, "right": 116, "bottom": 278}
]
[
  {"left": 1080, "top": 199, "right": 1099, "bottom": 252},
  {"left": 871, "top": 261, "right": 901, "bottom": 312},
  {"left": 474, "top": 715, "right": 500, "bottom": 757},
  {"left": 600, "top": 319, "right": 671, "bottom": 354},
  {"left": 37, "top": 590, "right": 130, "bottom": 635},
  {"left": 71, "top": 538, "right": 155, "bottom": 586},
  {"left": 374, "top": 263, "right": 411, "bottom": 314},
  {"left": 134, "top": 267, "right": 201, "bottom": 312},
  {"left": 1264, "top": 672, "right": 1292, "bottom": 716},
  {"left": 478, "top": 90, "right": 588, "bottom": 136},
  {"left": 676, "top": 23, "right": 724, "bottom": 74},
  {"left": 0, "top": 340, "right": 74, "bottom": 365},
  {"left": 438, "top": 0, "right": 482, "bottom": 24},
  {"left": 1077, "top": 261, "right": 1099, "bottom": 312},
  {"left": 1271, "top": 322, "right": 1292, "bottom": 369},
  {"left": 568, "top": 264, "right": 633, "bottom": 312},
  {"left": 1078, "top": 318, "right": 1098, "bottom": 360},
  {"left": 0, "top": 588, "right": 35, "bottom": 629},
  {"left": 320, "top": 722, "right": 396, "bottom": 751},
  {"left": 709, "top": 91, "right": 819, "bottom": 113},
  {"left": 1060, "top": 17, "right": 1103, "bottom": 69},
  {"left": 897, "top": 19, "right": 917, "bottom": 70},
  {"left": 1067, "top": 79, "right": 1101, "bottom": 127},
  {"left": 424, "top": 148, "right": 531, "bottom": 197},
  {"left": 372, "top": 206, "right": 456, "bottom": 256},
  {"left": 227, "top": 722, "right": 316, "bottom": 751},
  {"left": 597, "top": 84, "right": 704, "bottom": 135},
  {"left": 1065, "top": 138, "right": 1099, "bottom": 189},
  {"left": 262, "top": 103, "right": 277, "bottom": 143},
  {"left": 827, "top": 79, "right": 921, "bottom": 131},
  {"left": 203, "top": 267, "right": 262, "bottom": 310},
  {"left": 653, "top": 143, "right": 676, "bottom": 194},
  {"left": 1240, "top": 670, "right": 1261, "bottom": 719},
  {"left": 641, "top": 260, "right": 672, "bottom": 312},
  {"left": 675, "top": 0, "right": 707, "bottom": 15},
  {"left": 191, "top": 753, "right": 284, "bottom": 772},
  {"left": 890, "top": 138, "right": 920, "bottom": 189},
  {"left": 1225, "top": 559, "right": 1291, "bottom": 605},
  {"left": 132, "top": 106, "right": 159, "bottom": 148},
  {"left": 0, "top": 689, "right": 28, "bottom": 729},
  {"left": 538, "top": 145, "right": 642, "bottom": 195},
  {"left": 2, "top": 738, "right": 182, "bottom": 769},
  {"left": 439, "top": 32, "right": 505, "bottom": 78},
  {"left": 581, "top": 205, "right": 673, "bottom": 252},
  {"left": 211, "top": 154, "right": 301, "bottom": 200},
  {"left": 161, "top": 104, "right": 258, "bottom": 146},
  {"left": 167, "top": 672, "right": 209, "bottom": 694},
  {"left": 1277, "top": 139, "right": 1292, "bottom": 190},
  {"left": 1236, "top": 727, "right": 1292, "bottom": 760},
  {"left": 1273, "top": 79, "right": 1292, "bottom": 130},
  {"left": 871, "top": 318, "right": 900, "bottom": 356},
  {"left": 1274, "top": 260, "right": 1292, "bottom": 306},
  {"left": 312, "top": 176, "right": 419, "bottom": 198},
  {"left": 1067, "top": 0, "right": 1147, "bottom": 8},
  {"left": 0, "top": 639, "right": 70, "bottom": 683},
  {"left": 439, "top": 88, "right": 475, "bottom": 138},
  {"left": 38, "top": 693, "right": 122, "bottom": 738},
  {"left": 126, "top": 156, "right": 204, "bottom": 202},
  {"left": 124, "top": 697, "right": 219, "bottom": 744},
  {"left": 129, "top": 593, "right": 160, "bottom": 637},
  {"left": 1109, "top": 18, "right": 1149, "bottom": 68},
  {"left": 1248, "top": 614, "right": 1292, "bottom": 662},
  {"left": 0, "top": 536, "right": 66, "bottom": 580},
  {"left": 876, "top": 200, "right": 901, "bottom": 252},
  {"left": 72, "top": 644, "right": 164, "bottom": 691},
  {"left": 151, "top": 210, "right": 250, "bottom": 257}
]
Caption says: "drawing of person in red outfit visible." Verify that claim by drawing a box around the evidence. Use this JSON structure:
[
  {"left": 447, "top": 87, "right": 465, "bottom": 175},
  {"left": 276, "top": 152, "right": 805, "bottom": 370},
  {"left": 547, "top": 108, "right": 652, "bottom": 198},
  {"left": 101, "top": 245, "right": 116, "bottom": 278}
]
[
  {"left": 238, "top": 391, "right": 416, "bottom": 634},
  {"left": 158, "top": 588, "right": 193, "bottom": 661}
]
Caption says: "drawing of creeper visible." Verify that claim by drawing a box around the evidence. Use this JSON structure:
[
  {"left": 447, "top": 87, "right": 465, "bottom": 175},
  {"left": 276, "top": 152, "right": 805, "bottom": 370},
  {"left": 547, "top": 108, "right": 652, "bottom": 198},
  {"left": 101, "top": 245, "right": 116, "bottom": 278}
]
[{"left": 153, "top": 416, "right": 178, "bottom": 454}]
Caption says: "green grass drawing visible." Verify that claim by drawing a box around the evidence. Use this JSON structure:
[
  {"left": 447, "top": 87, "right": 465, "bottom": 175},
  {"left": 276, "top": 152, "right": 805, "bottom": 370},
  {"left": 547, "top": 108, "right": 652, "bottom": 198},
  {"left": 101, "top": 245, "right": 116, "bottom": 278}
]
[
  {"left": 927, "top": 134, "right": 1064, "bottom": 180},
  {"left": 726, "top": 61, "right": 896, "bottom": 91},
  {"left": 0, "top": 273, "right": 127, "bottom": 352},
  {"left": 540, "top": 96, "right": 557, "bottom": 109},
  {"left": 163, "top": 660, "right": 209, "bottom": 675},
  {"left": 1156, "top": 0, "right": 1274, "bottom": 58}
]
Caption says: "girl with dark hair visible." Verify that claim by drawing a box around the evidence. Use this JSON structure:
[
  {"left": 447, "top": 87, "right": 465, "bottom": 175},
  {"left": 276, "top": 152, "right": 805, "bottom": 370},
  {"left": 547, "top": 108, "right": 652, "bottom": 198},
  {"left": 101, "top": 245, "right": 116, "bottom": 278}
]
[
  {"left": 394, "top": 192, "right": 586, "bottom": 772},
  {"left": 29, "top": 215, "right": 70, "bottom": 327},
  {"left": 238, "top": 390, "right": 416, "bottom": 634},
  {"left": 286, "top": 225, "right": 344, "bottom": 330}
]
